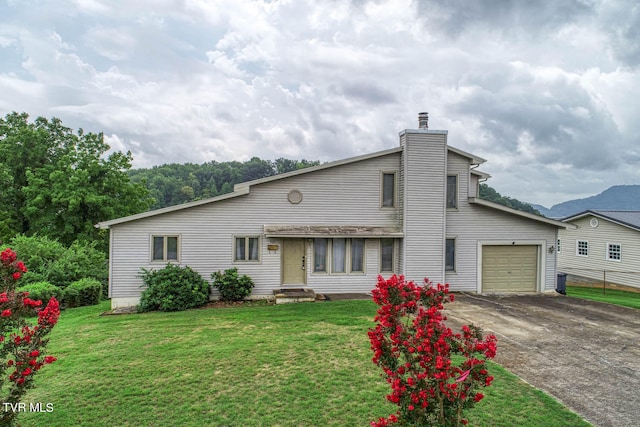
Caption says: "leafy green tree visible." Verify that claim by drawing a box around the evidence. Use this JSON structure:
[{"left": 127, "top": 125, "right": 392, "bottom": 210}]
[
  {"left": 128, "top": 157, "right": 320, "bottom": 210},
  {"left": 479, "top": 183, "right": 541, "bottom": 215},
  {"left": 0, "top": 112, "right": 153, "bottom": 248}
]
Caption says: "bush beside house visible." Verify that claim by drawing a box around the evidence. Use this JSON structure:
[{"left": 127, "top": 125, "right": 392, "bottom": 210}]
[
  {"left": 211, "top": 267, "right": 255, "bottom": 302},
  {"left": 138, "top": 264, "right": 210, "bottom": 312}
]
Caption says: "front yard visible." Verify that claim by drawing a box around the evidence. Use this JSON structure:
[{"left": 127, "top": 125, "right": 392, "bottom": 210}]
[{"left": 20, "top": 300, "right": 590, "bottom": 426}]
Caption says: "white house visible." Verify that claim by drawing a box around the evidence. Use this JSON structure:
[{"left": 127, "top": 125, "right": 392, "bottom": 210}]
[
  {"left": 559, "top": 210, "right": 640, "bottom": 289},
  {"left": 97, "top": 113, "right": 568, "bottom": 308}
]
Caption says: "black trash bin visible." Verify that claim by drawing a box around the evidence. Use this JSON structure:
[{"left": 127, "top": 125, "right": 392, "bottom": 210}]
[{"left": 556, "top": 273, "right": 567, "bottom": 295}]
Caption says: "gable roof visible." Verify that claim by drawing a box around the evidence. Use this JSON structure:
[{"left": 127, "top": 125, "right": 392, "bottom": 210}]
[
  {"left": 96, "top": 139, "right": 489, "bottom": 229},
  {"left": 468, "top": 197, "right": 570, "bottom": 229},
  {"left": 562, "top": 210, "right": 640, "bottom": 232},
  {"left": 96, "top": 146, "right": 402, "bottom": 229}
]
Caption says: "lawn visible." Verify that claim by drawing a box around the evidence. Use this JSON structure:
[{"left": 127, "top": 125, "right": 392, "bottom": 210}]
[
  {"left": 19, "top": 300, "right": 591, "bottom": 426},
  {"left": 567, "top": 285, "right": 640, "bottom": 309}
]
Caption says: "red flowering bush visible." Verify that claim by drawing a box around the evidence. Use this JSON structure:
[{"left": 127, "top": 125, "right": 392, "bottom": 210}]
[
  {"left": 0, "top": 248, "right": 59, "bottom": 425},
  {"left": 369, "top": 275, "right": 497, "bottom": 427}
]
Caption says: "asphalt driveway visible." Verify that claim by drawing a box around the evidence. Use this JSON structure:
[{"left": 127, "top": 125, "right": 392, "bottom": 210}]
[{"left": 444, "top": 293, "right": 640, "bottom": 427}]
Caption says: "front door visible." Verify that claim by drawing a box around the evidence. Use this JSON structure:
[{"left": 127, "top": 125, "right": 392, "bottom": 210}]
[{"left": 282, "top": 239, "right": 306, "bottom": 285}]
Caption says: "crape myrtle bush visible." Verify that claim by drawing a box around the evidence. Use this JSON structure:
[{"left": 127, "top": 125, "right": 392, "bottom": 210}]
[
  {"left": 369, "top": 275, "right": 497, "bottom": 427},
  {"left": 211, "top": 267, "right": 255, "bottom": 302},
  {"left": 0, "top": 248, "right": 59, "bottom": 426},
  {"left": 64, "top": 278, "right": 102, "bottom": 308},
  {"left": 16, "top": 282, "right": 63, "bottom": 306},
  {"left": 138, "top": 264, "right": 210, "bottom": 312},
  {"left": 1, "top": 235, "right": 108, "bottom": 296}
]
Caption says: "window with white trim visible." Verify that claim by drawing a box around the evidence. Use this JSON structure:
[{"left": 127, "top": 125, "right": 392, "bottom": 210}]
[
  {"left": 381, "top": 172, "right": 396, "bottom": 208},
  {"left": 607, "top": 243, "right": 621, "bottom": 261},
  {"left": 152, "top": 235, "right": 179, "bottom": 261},
  {"left": 445, "top": 238, "right": 456, "bottom": 272},
  {"left": 350, "top": 238, "right": 365, "bottom": 273},
  {"left": 380, "top": 238, "right": 395, "bottom": 273},
  {"left": 446, "top": 175, "right": 458, "bottom": 209},
  {"left": 314, "top": 239, "right": 328, "bottom": 272},
  {"left": 313, "top": 238, "right": 366, "bottom": 274},
  {"left": 577, "top": 240, "right": 588, "bottom": 257},
  {"left": 234, "top": 236, "right": 260, "bottom": 262},
  {"left": 332, "top": 238, "right": 347, "bottom": 273}
]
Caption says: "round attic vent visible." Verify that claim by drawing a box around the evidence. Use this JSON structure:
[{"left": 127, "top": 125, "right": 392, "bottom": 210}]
[
  {"left": 287, "top": 189, "right": 303, "bottom": 204},
  {"left": 590, "top": 218, "right": 599, "bottom": 228}
]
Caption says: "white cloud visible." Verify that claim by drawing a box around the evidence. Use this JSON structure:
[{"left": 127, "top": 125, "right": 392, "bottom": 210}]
[{"left": 0, "top": 0, "right": 638, "bottom": 207}]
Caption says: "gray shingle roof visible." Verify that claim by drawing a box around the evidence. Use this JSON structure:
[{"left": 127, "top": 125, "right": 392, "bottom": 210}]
[{"left": 564, "top": 210, "right": 640, "bottom": 231}]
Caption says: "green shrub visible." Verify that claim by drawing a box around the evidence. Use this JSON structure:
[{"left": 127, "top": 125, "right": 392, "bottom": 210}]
[
  {"left": 65, "top": 278, "right": 102, "bottom": 308},
  {"left": 211, "top": 267, "right": 255, "bottom": 302},
  {"left": 138, "top": 264, "right": 210, "bottom": 312},
  {"left": 2, "top": 235, "right": 107, "bottom": 291},
  {"left": 16, "top": 281, "right": 62, "bottom": 303}
]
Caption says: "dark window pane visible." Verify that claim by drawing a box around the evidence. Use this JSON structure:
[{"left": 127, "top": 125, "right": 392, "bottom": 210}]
[
  {"left": 314, "top": 239, "right": 327, "bottom": 272},
  {"left": 235, "top": 237, "right": 246, "bottom": 261},
  {"left": 447, "top": 175, "right": 457, "bottom": 208},
  {"left": 153, "top": 236, "right": 164, "bottom": 260},
  {"left": 445, "top": 239, "right": 455, "bottom": 271},
  {"left": 351, "top": 239, "right": 365, "bottom": 272},
  {"left": 381, "top": 239, "right": 394, "bottom": 272},
  {"left": 166, "top": 236, "right": 178, "bottom": 260},
  {"left": 332, "top": 238, "right": 346, "bottom": 273},
  {"left": 382, "top": 173, "right": 395, "bottom": 207},
  {"left": 248, "top": 238, "right": 260, "bottom": 261}
]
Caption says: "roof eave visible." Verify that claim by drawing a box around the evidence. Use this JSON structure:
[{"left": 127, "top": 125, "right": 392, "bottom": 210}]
[
  {"left": 468, "top": 197, "right": 571, "bottom": 229},
  {"left": 95, "top": 186, "right": 250, "bottom": 229},
  {"left": 562, "top": 210, "right": 640, "bottom": 232}
]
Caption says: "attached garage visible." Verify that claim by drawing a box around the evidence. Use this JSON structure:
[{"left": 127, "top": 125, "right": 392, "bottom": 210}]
[{"left": 481, "top": 245, "right": 538, "bottom": 293}]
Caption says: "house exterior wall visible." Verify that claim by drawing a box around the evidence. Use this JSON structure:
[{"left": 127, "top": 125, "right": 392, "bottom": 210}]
[
  {"left": 108, "top": 153, "right": 402, "bottom": 305},
  {"left": 105, "top": 126, "right": 566, "bottom": 308},
  {"left": 400, "top": 130, "right": 447, "bottom": 284},
  {"left": 558, "top": 216, "right": 640, "bottom": 289},
  {"left": 445, "top": 153, "right": 559, "bottom": 292}
]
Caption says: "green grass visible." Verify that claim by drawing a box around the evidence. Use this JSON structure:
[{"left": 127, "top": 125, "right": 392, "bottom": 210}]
[
  {"left": 567, "top": 286, "right": 640, "bottom": 309},
  {"left": 19, "top": 301, "right": 591, "bottom": 426}
]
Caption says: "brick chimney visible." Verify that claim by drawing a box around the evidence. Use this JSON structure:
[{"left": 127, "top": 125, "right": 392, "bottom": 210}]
[{"left": 418, "top": 112, "right": 429, "bottom": 129}]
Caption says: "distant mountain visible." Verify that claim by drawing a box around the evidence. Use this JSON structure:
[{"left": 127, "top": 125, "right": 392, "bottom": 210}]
[{"left": 531, "top": 185, "right": 640, "bottom": 218}]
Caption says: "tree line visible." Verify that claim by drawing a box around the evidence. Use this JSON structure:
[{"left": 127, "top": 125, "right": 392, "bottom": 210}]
[{"left": 128, "top": 158, "right": 319, "bottom": 210}]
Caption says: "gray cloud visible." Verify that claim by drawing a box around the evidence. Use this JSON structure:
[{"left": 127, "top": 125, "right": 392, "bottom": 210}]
[{"left": 0, "top": 0, "right": 638, "bottom": 207}]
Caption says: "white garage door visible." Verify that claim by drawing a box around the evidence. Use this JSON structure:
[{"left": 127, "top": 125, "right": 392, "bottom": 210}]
[{"left": 482, "top": 245, "right": 538, "bottom": 293}]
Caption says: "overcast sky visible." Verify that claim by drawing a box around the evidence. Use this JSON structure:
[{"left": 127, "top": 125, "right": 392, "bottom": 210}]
[{"left": 1, "top": 0, "right": 638, "bottom": 207}]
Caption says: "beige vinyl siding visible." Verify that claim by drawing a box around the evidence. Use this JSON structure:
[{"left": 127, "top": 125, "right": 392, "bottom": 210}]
[
  {"left": 445, "top": 152, "right": 557, "bottom": 292},
  {"left": 400, "top": 130, "right": 447, "bottom": 284},
  {"left": 108, "top": 153, "right": 402, "bottom": 300},
  {"left": 558, "top": 216, "right": 640, "bottom": 289}
]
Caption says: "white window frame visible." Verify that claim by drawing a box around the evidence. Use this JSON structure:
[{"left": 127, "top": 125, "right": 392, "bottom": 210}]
[
  {"left": 446, "top": 175, "right": 458, "bottom": 210},
  {"left": 606, "top": 242, "right": 621, "bottom": 262},
  {"left": 445, "top": 237, "right": 456, "bottom": 272},
  {"left": 151, "top": 235, "right": 180, "bottom": 262},
  {"left": 350, "top": 238, "right": 366, "bottom": 274},
  {"left": 312, "top": 238, "right": 367, "bottom": 275},
  {"left": 380, "top": 238, "right": 395, "bottom": 273},
  {"left": 234, "top": 236, "right": 261, "bottom": 262},
  {"left": 380, "top": 171, "right": 397, "bottom": 208},
  {"left": 576, "top": 240, "right": 589, "bottom": 257}
]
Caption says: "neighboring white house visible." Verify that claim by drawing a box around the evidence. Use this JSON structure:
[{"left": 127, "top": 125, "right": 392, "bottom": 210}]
[
  {"left": 97, "top": 113, "right": 569, "bottom": 308},
  {"left": 559, "top": 210, "right": 640, "bottom": 289}
]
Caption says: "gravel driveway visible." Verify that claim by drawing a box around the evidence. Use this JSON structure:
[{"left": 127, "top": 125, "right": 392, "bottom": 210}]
[{"left": 444, "top": 293, "right": 640, "bottom": 427}]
